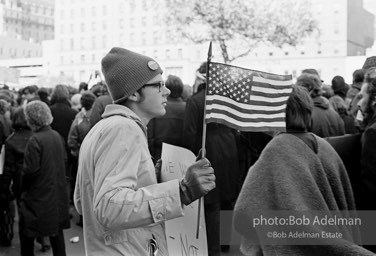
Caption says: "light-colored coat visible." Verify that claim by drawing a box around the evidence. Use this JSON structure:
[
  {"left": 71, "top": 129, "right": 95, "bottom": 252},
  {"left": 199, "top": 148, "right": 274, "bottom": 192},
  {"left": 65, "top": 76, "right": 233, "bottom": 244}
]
[{"left": 74, "top": 104, "right": 183, "bottom": 256}]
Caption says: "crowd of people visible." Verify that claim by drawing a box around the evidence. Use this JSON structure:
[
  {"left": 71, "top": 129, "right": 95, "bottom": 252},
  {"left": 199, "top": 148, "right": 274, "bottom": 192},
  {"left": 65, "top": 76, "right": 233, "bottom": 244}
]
[{"left": 0, "top": 47, "right": 375, "bottom": 256}]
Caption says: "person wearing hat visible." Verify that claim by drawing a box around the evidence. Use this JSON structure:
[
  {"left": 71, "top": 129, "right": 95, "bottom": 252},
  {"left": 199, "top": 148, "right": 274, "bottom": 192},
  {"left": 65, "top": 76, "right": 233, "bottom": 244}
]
[
  {"left": 21, "top": 101, "right": 70, "bottom": 256},
  {"left": 74, "top": 47, "right": 216, "bottom": 255}
]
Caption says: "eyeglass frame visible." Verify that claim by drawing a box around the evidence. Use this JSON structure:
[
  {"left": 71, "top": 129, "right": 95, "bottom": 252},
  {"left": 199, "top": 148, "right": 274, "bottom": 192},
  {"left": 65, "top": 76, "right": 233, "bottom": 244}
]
[{"left": 142, "top": 81, "right": 166, "bottom": 92}]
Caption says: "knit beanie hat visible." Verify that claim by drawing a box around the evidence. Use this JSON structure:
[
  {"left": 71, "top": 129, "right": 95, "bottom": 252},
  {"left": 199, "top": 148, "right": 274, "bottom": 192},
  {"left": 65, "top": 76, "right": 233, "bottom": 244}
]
[
  {"left": 101, "top": 47, "right": 163, "bottom": 103},
  {"left": 24, "top": 100, "right": 53, "bottom": 131}
]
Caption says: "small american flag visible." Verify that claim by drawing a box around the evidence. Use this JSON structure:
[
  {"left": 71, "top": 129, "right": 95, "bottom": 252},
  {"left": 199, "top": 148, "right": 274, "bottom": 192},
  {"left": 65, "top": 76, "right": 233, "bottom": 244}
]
[{"left": 205, "top": 62, "right": 293, "bottom": 132}]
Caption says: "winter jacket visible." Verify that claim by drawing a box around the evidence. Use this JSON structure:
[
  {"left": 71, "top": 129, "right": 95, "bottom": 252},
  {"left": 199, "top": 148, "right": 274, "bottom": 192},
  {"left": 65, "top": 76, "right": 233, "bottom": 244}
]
[
  {"left": 147, "top": 97, "right": 186, "bottom": 162},
  {"left": 360, "top": 113, "right": 376, "bottom": 210},
  {"left": 67, "top": 109, "right": 92, "bottom": 157},
  {"left": 20, "top": 126, "right": 70, "bottom": 237},
  {"left": 310, "top": 96, "right": 345, "bottom": 137},
  {"left": 1, "top": 129, "right": 33, "bottom": 201},
  {"left": 74, "top": 104, "right": 183, "bottom": 256}
]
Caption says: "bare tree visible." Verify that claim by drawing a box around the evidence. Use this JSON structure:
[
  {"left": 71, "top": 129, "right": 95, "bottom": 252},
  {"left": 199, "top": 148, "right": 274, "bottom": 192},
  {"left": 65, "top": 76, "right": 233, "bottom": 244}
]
[{"left": 165, "top": 0, "right": 319, "bottom": 63}]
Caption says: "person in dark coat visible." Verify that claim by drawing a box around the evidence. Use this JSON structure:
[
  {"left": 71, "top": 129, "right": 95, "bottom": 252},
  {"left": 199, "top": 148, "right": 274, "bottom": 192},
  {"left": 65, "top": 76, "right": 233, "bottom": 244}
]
[
  {"left": 20, "top": 101, "right": 70, "bottom": 256},
  {"left": 49, "top": 84, "right": 78, "bottom": 198},
  {"left": 148, "top": 75, "right": 186, "bottom": 163},
  {"left": 183, "top": 62, "right": 241, "bottom": 255},
  {"left": 296, "top": 73, "right": 345, "bottom": 137}
]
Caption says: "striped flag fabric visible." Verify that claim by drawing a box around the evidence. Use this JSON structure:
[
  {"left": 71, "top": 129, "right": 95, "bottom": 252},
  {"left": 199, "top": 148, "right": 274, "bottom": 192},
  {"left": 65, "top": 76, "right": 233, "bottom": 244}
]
[{"left": 205, "top": 62, "right": 293, "bottom": 132}]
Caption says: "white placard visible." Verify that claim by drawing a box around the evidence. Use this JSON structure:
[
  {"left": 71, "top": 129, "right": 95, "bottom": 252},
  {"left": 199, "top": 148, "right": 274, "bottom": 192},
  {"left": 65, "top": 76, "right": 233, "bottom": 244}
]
[{"left": 161, "top": 143, "right": 208, "bottom": 256}]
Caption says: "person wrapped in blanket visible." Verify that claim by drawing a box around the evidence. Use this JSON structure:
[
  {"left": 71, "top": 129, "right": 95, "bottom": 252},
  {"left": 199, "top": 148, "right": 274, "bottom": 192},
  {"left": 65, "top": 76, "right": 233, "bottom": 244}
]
[{"left": 233, "top": 85, "right": 373, "bottom": 256}]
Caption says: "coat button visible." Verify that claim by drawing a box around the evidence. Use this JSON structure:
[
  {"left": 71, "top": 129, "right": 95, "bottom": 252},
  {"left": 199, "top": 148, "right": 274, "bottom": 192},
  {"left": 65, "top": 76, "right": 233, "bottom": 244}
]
[
  {"left": 105, "top": 235, "right": 111, "bottom": 242},
  {"left": 156, "top": 213, "right": 163, "bottom": 220}
]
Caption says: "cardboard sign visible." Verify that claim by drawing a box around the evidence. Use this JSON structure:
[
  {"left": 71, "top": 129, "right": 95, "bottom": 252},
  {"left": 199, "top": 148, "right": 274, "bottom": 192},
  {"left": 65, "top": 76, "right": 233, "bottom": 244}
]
[{"left": 161, "top": 143, "right": 208, "bottom": 256}]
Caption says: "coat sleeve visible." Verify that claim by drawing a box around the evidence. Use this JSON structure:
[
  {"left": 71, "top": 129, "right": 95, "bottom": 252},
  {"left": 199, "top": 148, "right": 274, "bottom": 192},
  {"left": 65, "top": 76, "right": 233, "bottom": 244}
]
[
  {"left": 67, "top": 115, "right": 80, "bottom": 157},
  {"left": 182, "top": 97, "right": 200, "bottom": 153},
  {"left": 92, "top": 124, "right": 183, "bottom": 230}
]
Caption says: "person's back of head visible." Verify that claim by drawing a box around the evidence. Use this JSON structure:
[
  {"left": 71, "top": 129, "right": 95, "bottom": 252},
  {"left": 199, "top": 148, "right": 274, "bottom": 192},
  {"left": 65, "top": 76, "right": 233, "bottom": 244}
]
[
  {"left": 80, "top": 92, "right": 96, "bottom": 111},
  {"left": 79, "top": 82, "right": 88, "bottom": 93},
  {"left": 352, "top": 69, "right": 365, "bottom": 84},
  {"left": 51, "top": 84, "right": 70, "bottom": 104},
  {"left": 296, "top": 73, "right": 322, "bottom": 98},
  {"left": 166, "top": 75, "right": 184, "bottom": 99},
  {"left": 286, "top": 85, "right": 313, "bottom": 131},
  {"left": 301, "top": 68, "right": 323, "bottom": 83},
  {"left": 12, "top": 106, "right": 29, "bottom": 130},
  {"left": 37, "top": 87, "right": 50, "bottom": 105},
  {"left": 331, "top": 75, "right": 349, "bottom": 97}
]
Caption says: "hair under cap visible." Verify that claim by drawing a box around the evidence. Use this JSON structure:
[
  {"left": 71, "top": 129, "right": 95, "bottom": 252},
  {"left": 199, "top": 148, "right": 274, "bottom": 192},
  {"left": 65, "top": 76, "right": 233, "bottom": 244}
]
[
  {"left": 24, "top": 100, "right": 53, "bottom": 130},
  {"left": 101, "top": 47, "right": 163, "bottom": 103}
]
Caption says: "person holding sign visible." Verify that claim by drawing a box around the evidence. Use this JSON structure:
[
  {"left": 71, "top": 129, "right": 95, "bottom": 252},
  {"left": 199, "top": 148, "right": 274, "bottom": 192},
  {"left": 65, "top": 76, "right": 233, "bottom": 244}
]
[{"left": 74, "top": 47, "right": 216, "bottom": 256}]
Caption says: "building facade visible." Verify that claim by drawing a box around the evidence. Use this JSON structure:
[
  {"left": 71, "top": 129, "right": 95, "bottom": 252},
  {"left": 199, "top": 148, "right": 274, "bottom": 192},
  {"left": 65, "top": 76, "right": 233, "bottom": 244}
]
[{"left": 53, "top": 0, "right": 375, "bottom": 86}]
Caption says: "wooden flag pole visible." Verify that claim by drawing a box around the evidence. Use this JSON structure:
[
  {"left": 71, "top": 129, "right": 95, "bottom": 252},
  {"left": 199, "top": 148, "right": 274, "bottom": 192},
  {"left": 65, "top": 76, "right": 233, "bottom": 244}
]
[{"left": 196, "top": 41, "right": 213, "bottom": 239}]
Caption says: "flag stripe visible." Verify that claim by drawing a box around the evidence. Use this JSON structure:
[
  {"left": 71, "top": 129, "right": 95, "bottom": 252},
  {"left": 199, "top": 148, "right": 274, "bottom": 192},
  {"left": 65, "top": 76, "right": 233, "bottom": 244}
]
[
  {"left": 206, "top": 104, "right": 286, "bottom": 119},
  {"left": 251, "top": 81, "right": 293, "bottom": 90},
  {"left": 206, "top": 114, "right": 285, "bottom": 127},
  {"left": 253, "top": 76, "right": 292, "bottom": 86},
  {"left": 252, "top": 86, "right": 293, "bottom": 94},
  {"left": 206, "top": 95, "right": 287, "bottom": 110},
  {"left": 206, "top": 118, "right": 286, "bottom": 132},
  {"left": 249, "top": 95, "right": 290, "bottom": 103},
  {"left": 206, "top": 110, "right": 285, "bottom": 123}
]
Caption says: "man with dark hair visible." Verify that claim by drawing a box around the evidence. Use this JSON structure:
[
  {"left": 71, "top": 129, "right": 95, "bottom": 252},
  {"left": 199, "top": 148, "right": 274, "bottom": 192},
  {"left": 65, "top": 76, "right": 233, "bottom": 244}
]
[{"left": 74, "top": 48, "right": 215, "bottom": 255}]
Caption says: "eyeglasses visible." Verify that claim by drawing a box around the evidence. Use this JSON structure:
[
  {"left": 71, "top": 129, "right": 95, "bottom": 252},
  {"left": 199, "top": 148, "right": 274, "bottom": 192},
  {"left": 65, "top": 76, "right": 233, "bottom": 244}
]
[{"left": 142, "top": 81, "right": 165, "bottom": 92}]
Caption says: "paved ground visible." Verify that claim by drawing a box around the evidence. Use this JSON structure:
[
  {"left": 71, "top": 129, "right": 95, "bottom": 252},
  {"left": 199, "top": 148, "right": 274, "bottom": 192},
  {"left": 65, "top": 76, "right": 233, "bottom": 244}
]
[{"left": 0, "top": 205, "right": 243, "bottom": 256}]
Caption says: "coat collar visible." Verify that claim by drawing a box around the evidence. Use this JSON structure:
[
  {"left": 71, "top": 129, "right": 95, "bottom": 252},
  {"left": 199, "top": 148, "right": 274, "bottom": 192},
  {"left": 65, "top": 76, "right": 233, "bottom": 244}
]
[{"left": 102, "top": 104, "right": 147, "bottom": 135}]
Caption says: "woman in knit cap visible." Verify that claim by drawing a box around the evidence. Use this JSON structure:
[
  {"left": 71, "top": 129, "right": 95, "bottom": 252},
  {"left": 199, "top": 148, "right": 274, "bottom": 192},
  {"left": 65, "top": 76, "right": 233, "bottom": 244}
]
[{"left": 20, "top": 101, "right": 70, "bottom": 256}]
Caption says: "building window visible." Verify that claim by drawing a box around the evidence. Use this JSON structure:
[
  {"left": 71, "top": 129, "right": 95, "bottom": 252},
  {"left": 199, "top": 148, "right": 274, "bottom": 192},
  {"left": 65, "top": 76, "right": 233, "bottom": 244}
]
[
  {"left": 70, "top": 24, "right": 74, "bottom": 33},
  {"left": 130, "top": 18, "right": 134, "bottom": 28},
  {"left": 81, "top": 54, "right": 85, "bottom": 63},
  {"left": 80, "top": 37, "right": 85, "bottom": 49},
  {"left": 130, "top": 33, "right": 135, "bottom": 45},
  {"left": 91, "top": 7, "right": 96, "bottom": 16},
  {"left": 91, "top": 36, "right": 96, "bottom": 49},
  {"left": 284, "top": 52, "right": 289, "bottom": 56},
  {"left": 334, "top": 49, "right": 339, "bottom": 54},
  {"left": 81, "top": 23, "right": 85, "bottom": 33},
  {"left": 92, "top": 54, "right": 96, "bottom": 62},
  {"left": 300, "top": 51, "right": 305, "bottom": 55},
  {"left": 102, "top": 21, "right": 107, "bottom": 30},
  {"left": 102, "top": 36, "right": 107, "bottom": 48},
  {"left": 91, "top": 22, "right": 96, "bottom": 31},
  {"left": 70, "top": 9, "right": 74, "bottom": 18},
  {"left": 166, "top": 49, "right": 170, "bottom": 59},
  {"left": 141, "top": 32, "right": 146, "bottom": 45},
  {"left": 269, "top": 52, "right": 273, "bottom": 56},
  {"left": 103, "top": 6, "right": 107, "bottom": 15},
  {"left": 154, "top": 50, "right": 158, "bottom": 59},
  {"left": 119, "top": 19, "right": 124, "bottom": 29},
  {"left": 70, "top": 38, "right": 74, "bottom": 50},
  {"left": 81, "top": 8, "right": 85, "bottom": 17},
  {"left": 141, "top": 17, "right": 146, "bottom": 27},
  {"left": 178, "top": 48, "right": 182, "bottom": 58}
]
